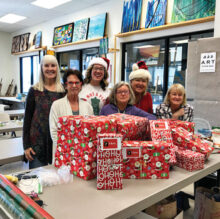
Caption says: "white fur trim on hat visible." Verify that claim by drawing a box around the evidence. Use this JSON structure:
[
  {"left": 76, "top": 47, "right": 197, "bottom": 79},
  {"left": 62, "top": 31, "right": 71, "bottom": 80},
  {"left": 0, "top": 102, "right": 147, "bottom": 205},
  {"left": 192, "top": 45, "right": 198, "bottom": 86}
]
[
  {"left": 88, "top": 57, "right": 107, "bottom": 70},
  {"left": 129, "top": 64, "right": 151, "bottom": 81}
]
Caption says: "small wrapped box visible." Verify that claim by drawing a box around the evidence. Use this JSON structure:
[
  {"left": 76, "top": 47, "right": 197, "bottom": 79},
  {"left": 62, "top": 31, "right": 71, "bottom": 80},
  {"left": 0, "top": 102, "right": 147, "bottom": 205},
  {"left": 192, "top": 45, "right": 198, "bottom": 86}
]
[
  {"left": 97, "top": 133, "right": 123, "bottom": 190},
  {"left": 172, "top": 127, "right": 214, "bottom": 158},
  {"left": 168, "top": 120, "right": 195, "bottom": 133},
  {"left": 150, "top": 120, "right": 176, "bottom": 165},
  {"left": 175, "top": 149, "right": 205, "bottom": 171},
  {"left": 122, "top": 141, "right": 171, "bottom": 179}
]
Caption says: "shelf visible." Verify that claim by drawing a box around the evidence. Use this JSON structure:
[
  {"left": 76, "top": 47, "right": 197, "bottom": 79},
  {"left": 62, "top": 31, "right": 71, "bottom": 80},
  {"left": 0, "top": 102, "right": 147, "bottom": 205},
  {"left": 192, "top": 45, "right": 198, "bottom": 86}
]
[
  {"left": 11, "top": 46, "right": 47, "bottom": 55},
  {"left": 115, "top": 16, "right": 215, "bottom": 38},
  {"left": 51, "top": 37, "right": 105, "bottom": 49}
]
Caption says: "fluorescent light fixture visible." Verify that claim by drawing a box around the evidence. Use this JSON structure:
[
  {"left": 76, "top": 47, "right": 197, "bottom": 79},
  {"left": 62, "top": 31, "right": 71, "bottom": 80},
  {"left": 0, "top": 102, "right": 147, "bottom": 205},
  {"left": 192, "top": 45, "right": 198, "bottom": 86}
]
[
  {"left": 172, "top": 39, "right": 189, "bottom": 44},
  {"left": 31, "top": 0, "right": 72, "bottom": 9},
  {"left": 0, "top": 13, "right": 26, "bottom": 24},
  {"left": 134, "top": 45, "right": 156, "bottom": 49}
]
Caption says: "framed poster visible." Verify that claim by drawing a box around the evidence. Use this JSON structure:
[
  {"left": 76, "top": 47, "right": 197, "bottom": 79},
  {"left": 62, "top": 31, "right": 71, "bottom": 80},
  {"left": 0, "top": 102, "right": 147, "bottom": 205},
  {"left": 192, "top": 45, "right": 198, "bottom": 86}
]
[
  {"left": 53, "top": 23, "right": 74, "bottom": 46},
  {"left": 87, "top": 13, "right": 107, "bottom": 40},
  {"left": 72, "top": 18, "right": 89, "bottom": 42},
  {"left": 20, "top": 33, "right": 30, "bottom": 52},
  {"left": 11, "top": 35, "right": 21, "bottom": 53},
  {"left": 35, "top": 31, "right": 42, "bottom": 49}
]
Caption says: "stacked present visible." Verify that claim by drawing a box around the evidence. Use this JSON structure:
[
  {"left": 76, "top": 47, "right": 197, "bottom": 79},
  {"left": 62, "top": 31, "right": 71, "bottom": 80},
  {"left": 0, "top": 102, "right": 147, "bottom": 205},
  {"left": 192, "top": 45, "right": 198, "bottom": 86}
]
[
  {"left": 54, "top": 115, "right": 117, "bottom": 180},
  {"left": 168, "top": 120, "right": 195, "bottom": 133},
  {"left": 107, "top": 113, "right": 150, "bottom": 140},
  {"left": 150, "top": 120, "right": 176, "bottom": 165},
  {"left": 97, "top": 133, "right": 123, "bottom": 190},
  {"left": 172, "top": 127, "right": 213, "bottom": 159},
  {"left": 122, "top": 141, "right": 171, "bottom": 179}
]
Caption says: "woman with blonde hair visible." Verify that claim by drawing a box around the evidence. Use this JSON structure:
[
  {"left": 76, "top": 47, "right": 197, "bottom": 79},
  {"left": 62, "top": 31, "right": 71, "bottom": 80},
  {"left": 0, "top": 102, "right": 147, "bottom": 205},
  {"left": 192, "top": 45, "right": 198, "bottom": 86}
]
[
  {"left": 79, "top": 57, "right": 110, "bottom": 115},
  {"left": 23, "top": 55, "right": 65, "bottom": 169},
  {"left": 100, "top": 81, "right": 156, "bottom": 120},
  {"left": 156, "top": 83, "right": 193, "bottom": 121}
]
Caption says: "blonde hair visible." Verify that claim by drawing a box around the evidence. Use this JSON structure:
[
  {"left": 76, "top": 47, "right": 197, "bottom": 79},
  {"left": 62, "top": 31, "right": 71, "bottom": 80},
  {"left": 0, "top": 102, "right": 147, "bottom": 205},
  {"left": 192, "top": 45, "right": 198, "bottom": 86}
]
[
  {"left": 109, "top": 81, "right": 135, "bottom": 105},
  {"left": 84, "top": 64, "right": 109, "bottom": 90},
  {"left": 33, "top": 55, "right": 64, "bottom": 92},
  {"left": 164, "top": 83, "right": 186, "bottom": 106}
]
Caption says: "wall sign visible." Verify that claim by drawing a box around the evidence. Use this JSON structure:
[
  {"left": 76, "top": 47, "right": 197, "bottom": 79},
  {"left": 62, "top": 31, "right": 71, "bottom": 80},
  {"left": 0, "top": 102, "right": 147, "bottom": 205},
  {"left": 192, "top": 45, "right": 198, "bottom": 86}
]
[{"left": 200, "top": 52, "right": 216, "bottom": 73}]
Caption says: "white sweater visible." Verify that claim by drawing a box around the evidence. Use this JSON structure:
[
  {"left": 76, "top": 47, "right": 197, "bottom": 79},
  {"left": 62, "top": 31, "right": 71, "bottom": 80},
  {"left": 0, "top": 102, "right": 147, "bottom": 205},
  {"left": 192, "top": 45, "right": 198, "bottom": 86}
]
[{"left": 49, "top": 95, "right": 94, "bottom": 163}]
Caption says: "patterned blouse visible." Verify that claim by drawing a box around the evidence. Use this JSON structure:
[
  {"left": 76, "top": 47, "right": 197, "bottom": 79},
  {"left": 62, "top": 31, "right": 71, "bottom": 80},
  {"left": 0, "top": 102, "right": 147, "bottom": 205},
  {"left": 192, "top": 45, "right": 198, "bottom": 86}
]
[
  {"left": 23, "top": 87, "right": 65, "bottom": 164},
  {"left": 156, "top": 103, "right": 194, "bottom": 122}
]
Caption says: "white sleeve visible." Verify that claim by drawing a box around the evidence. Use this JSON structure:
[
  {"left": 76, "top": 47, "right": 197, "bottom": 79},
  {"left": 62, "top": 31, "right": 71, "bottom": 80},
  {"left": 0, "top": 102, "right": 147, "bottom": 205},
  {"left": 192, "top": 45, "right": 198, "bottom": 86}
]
[{"left": 49, "top": 102, "right": 59, "bottom": 164}]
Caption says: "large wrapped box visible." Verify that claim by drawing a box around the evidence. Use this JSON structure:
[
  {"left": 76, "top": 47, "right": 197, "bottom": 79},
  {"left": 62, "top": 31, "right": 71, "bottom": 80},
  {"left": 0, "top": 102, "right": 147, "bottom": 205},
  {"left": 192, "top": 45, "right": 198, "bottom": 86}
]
[
  {"left": 97, "top": 133, "right": 123, "bottom": 190},
  {"left": 150, "top": 120, "right": 176, "bottom": 165},
  {"left": 175, "top": 149, "right": 205, "bottom": 171},
  {"left": 122, "top": 141, "right": 171, "bottom": 179},
  {"left": 107, "top": 113, "right": 150, "bottom": 140},
  {"left": 172, "top": 127, "right": 213, "bottom": 158}
]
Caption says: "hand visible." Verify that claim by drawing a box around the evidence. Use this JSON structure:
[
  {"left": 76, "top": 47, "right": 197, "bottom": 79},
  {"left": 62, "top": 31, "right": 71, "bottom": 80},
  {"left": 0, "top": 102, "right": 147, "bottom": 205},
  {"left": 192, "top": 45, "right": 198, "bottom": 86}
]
[
  {"left": 24, "top": 147, "right": 36, "bottom": 161},
  {"left": 172, "top": 108, "right": 185, "bottom": 119}
]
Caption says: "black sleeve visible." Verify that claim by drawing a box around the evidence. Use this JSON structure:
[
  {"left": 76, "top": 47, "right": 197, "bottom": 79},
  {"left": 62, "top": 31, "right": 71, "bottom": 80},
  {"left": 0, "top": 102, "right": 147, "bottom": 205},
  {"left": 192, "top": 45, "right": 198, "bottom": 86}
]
[{"left": 23, "top": 87, "right": 35, "bottom": 150}]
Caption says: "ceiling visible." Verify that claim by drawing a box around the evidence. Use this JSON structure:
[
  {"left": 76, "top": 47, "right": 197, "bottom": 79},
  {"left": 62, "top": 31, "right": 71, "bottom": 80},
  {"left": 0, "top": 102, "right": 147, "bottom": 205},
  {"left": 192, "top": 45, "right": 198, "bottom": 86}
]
[{"left": 0, "top": 0, "right": 109, "bottom": 33}]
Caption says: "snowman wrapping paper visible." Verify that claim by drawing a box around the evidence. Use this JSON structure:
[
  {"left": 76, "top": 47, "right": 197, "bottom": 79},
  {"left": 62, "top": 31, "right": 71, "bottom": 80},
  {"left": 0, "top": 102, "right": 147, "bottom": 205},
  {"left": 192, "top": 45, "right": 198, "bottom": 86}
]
[
  {"left": 167, "top": 120, "right": 195, "bottom": 134},
  {"left": 122, "top": 141, "right": 171, "bottom": 179},
  {"left": 97, "top": 133, "right": 123, "bottom": 190}
]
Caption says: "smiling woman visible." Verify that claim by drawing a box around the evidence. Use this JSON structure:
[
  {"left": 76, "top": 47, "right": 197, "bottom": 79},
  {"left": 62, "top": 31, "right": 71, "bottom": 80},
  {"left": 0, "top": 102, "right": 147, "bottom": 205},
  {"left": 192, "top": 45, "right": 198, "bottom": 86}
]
[{"left": 156, "top": 83, "right": 194, "bottom": 121}]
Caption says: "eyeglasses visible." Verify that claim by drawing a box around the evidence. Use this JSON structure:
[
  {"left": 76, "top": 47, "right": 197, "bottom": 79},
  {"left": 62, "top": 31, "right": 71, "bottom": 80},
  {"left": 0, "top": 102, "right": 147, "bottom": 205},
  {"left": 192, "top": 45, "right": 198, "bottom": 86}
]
[
  {"left": 93, "top": 67, "right": 105, "bottom": 71},
  {"left": 66, "top": 81, "right": 81, "bottom": 86},
  {"left": 116, "top": 90, "right": 129, "bottom": 95}
]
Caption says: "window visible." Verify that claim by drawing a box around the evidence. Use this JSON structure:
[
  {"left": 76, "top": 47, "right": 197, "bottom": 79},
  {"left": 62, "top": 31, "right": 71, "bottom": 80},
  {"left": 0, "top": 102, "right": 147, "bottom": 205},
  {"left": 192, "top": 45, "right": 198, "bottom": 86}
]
[
  {"left": 122, "top": 30, "right": 213, "bottom": 112},
  {"left": 20, "top": 55, "right": 39, "bottom": 93}
]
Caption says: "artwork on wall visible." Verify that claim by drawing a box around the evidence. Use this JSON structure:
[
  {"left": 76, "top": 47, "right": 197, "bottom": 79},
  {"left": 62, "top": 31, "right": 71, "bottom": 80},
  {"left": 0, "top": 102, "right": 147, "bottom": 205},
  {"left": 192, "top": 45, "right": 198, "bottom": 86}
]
[
  {"left": 145, "top": 0, "right": 167, "bottom": 28},
  {"left": 35, "top": 31, "right": 42, "bottom": 49},
  {"left": 11, "top": 35, "right": 21, "bottom": 53},
  {"left": 72, "top": 18, "right": 89, "bottom": 42},
  {"left": 171, "top": 0, "right": 215, "bottom": 23},
  {"left": 87, "top": 13, "right": 107, "bottom": 40},
  {"left": 99, "top": 37, "right": 108, "bottom": 55},
  {"left": 20, "top": 33, "right": 30, "bottom": 52},
  {"left": 53, "top": 23, "right": 74, "bottom": 45},
  {"left": 121, "top": 0, "right": 143, "bottom": 33}
]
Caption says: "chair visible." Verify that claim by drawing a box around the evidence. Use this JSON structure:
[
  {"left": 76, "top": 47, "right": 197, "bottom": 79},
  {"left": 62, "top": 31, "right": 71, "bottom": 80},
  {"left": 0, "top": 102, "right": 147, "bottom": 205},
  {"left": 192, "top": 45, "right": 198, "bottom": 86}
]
[{"left": 0, "top": 112, "right": 16, "bottom": 137}]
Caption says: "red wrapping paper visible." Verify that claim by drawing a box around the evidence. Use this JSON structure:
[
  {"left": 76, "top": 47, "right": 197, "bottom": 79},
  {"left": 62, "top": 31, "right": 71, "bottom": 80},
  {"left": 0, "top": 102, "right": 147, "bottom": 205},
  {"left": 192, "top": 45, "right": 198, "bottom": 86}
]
[
  {"left": 97, "top": 133, "right": 123, "bottom": 190},
  {"left": 175, "top": 149, "right": 205, "bottom": 171},
  {"left": 172, "top": 127, "right": 213, "bottom": 158},
  {"left": 122, "top": 141, "right": 171, "bottom": 179},
  {"left": 168, "top": 120, "right": 195, "bottom": 133}
]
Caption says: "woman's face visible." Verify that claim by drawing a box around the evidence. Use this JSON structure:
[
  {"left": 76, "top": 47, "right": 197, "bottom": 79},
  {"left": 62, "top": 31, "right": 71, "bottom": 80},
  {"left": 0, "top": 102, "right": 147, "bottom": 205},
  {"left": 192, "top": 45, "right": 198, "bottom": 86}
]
[
  {"left": 42, "top": 62, "right": 57, "bottom": 80},
  {"left": 169, "top": 89, "right": 184, "bottom": 107},
  {"left": 91, "top": 64, "right": 105, "bottom": 84},
  {"left": 130, "top": 78, "right": 148, "bottom": 94},
  {"left": 116, "top": 85, "right": 130, "bottom": 105},
  {"left": 66, "top": 75, "right": 82, "bottom": 96}
]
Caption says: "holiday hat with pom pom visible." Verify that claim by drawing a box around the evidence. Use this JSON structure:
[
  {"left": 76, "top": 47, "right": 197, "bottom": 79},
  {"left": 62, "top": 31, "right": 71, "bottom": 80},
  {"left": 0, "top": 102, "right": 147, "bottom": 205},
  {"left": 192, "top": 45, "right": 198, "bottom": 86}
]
[
  {"left": 88, "top": 57, "right": 110, "bottom": 70},
  {"left": 129, "top": 61, "right": 151, "bottom": 81}
]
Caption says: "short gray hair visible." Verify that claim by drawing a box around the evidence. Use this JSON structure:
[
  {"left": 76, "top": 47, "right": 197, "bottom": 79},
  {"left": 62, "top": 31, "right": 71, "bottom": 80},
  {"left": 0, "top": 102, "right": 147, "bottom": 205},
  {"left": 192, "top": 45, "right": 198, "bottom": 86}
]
[{"left": 109, "top": 81, "right": 135, "bottom": 105}]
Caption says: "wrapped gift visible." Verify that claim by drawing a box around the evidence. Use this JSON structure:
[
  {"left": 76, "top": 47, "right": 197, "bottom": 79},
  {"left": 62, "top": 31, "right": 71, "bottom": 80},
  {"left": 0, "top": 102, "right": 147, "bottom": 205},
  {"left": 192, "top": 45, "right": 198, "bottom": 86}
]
[
  {"left": 108, "top": 113, "right": 150, "bottom": 140},
  {"left": 168, "top": 120, "right": 195, "bottom": 133},
  {"left": 122, "top": 141, "right": 171, "bottom": 179},
  {"left": 172, "top": 127, "right": 214, "bottom": 158},
  {"left": 150, "top": 120, "right": 176, "bottom": 165},
  {"left": 97, "top": 133, "right": 123, "bottom": 190},
  {"left": 175, "top": 149, "right": 205, "bottom": 171}
]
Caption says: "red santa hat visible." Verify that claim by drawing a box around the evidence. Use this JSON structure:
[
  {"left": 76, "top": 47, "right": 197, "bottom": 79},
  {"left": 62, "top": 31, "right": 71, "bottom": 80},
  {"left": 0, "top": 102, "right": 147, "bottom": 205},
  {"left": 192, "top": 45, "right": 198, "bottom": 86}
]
[
  {"left": 129, "top": 61, "right": 151, "bottom": 81},
  {"left": 88, "top": 57, "right": 110, "bottom": 70}
]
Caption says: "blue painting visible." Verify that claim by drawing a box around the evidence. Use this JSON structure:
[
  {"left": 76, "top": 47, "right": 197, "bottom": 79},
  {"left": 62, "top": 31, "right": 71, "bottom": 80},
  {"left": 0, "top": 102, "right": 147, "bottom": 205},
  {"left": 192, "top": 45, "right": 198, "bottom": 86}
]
[
  {"left": 145, "top": 0, "right": 167, "bottom": 28},
  {"left": 121, "top": 0, "right": 142, "bottom": 33},
  {"left": 72, "top": 18, "right": 89, "bottom": 42},
  {"left": 87, "top": 13, "right": 107, "bottom": 40}
]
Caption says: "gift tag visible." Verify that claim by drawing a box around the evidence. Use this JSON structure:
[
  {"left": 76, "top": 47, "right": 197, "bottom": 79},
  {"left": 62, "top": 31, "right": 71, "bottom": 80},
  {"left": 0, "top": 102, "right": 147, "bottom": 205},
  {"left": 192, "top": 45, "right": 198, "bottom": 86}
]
[
  {"left": 123, "top": 147, "right": 141, "bottom": 159},
  {"left": 100, "top": 138, "right": 121, "bottom": 150}
]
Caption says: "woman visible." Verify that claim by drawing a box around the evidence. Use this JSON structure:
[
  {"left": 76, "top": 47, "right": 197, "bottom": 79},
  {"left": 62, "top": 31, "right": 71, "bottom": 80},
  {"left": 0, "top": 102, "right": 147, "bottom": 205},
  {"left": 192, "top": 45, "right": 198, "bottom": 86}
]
[
  {"left": 49, "top": 69, "right": 93, "bottom": 161},
  {"left": 79, "top": 57, "right": 110, "bottom": 115},
  {"left": 156, "top": 83, "right": 194, "bottom": 121},
  {"left": 129, "top": 61, "right": 153, "bottom": 114},
  {"left": 100, "top": 82, "right": 156, "bottom": 120},
  {"left": 23, "top": 55, "right": 65, "bottom": 169}
]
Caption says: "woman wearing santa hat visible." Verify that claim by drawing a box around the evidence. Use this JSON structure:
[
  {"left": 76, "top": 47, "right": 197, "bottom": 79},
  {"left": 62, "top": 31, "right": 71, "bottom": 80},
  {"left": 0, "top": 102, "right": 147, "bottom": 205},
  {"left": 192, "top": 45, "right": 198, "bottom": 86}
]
[
  {"left": 129, "top": 61, "right": 153, "bottom": 114},
  {"left": 79, "top": 57, "right": 110, "bottom": 115}
]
